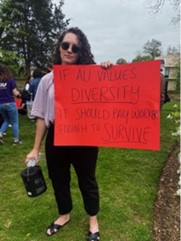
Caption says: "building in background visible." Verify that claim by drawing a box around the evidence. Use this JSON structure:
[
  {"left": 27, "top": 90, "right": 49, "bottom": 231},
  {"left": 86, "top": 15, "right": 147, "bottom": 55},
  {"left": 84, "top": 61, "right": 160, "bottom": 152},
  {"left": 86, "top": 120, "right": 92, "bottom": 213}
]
[{"left": 156, "top": 54, "right": 180, "bottom": 91}]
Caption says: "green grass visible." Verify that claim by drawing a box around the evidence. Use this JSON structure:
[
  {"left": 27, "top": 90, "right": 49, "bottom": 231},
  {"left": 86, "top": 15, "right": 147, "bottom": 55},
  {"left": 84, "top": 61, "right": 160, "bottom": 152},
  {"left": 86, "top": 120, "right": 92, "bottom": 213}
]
[{"left": 0, "top": 100, "right": 180, "bottom": 241}]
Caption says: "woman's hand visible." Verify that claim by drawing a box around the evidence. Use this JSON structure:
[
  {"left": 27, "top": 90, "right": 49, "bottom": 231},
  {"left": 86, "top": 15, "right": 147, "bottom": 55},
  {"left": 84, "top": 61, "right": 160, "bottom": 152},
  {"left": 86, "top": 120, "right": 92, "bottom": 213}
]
[
  {"left": 100, "top": 60, "right": 113, "bottom": 69},
  {"left": 24, "top": 118, "right": 47, "bottom": 166},
  {"left": 25, "top": 149, "right": 39, "bottom": 166}
]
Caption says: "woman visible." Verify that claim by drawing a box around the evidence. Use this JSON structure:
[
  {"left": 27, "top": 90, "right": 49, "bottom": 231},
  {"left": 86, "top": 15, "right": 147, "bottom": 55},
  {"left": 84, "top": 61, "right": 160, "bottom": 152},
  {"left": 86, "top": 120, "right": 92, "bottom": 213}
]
[
  {"left": 25, "top": 27, "right": 112, "bottom": 240},
  {"left": 0, "top": 63, "right": 21, "bottom": 144},
  {"left": 28, "top": 69, "right": 44, "bottom": 101}
]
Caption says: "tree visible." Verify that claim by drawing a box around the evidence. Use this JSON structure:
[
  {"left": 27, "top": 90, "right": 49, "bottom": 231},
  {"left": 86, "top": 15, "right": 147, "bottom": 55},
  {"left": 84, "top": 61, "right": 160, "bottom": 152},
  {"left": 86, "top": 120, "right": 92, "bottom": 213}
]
[
  {"left": 143, "top": 39, "right": 162, "bottom": 59},
  {"left": 167, "top": 46, "right": 180, "bottom": 55},
  {"left": 148, "top": 0, "right": 180, "bottom": 24},
  {"left": 0, "top": 0, "right": 69, "bottom": 76},
  {"left": 131, "top": 39, "right": 163, "bottom": 62},
  {"left": 0, "top": 48, "right": 24, "bottom": 78},
  {"left": 132, "top": 54, "right": 152, "bottom": 63}
]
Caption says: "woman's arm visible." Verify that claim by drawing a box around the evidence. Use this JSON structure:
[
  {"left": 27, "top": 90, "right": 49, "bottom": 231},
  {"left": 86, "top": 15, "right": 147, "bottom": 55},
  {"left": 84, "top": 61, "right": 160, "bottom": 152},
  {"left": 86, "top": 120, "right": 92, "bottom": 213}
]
[
  {"left": 12, "top": 88, "right": 21, "bottom": 98},
  {"left": 25, "top": 118, "right": 47, "bottom": 164}
]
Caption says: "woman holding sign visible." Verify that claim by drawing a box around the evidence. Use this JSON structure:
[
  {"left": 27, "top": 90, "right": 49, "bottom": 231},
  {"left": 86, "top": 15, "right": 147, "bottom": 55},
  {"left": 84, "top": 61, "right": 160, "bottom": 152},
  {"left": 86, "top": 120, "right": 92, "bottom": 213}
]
[{"left": 25, "top": 27, "right": 112, "bottom": 240}]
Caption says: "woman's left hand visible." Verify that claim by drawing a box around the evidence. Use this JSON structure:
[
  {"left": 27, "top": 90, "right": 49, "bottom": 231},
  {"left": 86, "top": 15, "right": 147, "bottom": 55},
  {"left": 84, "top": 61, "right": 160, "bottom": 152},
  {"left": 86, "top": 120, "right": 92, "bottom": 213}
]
[{"left": 100, "top": 61, "right": 113, "bottom": 69}]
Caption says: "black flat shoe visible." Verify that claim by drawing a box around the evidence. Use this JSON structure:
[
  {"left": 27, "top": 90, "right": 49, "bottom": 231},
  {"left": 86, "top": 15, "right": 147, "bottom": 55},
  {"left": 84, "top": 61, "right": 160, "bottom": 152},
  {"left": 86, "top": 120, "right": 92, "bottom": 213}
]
[
  {"left": 87, "top": 231, "right": 100, "bottom": 241},
  {"left": 46, "top": 220, "right": 70, "bottom": 236}
]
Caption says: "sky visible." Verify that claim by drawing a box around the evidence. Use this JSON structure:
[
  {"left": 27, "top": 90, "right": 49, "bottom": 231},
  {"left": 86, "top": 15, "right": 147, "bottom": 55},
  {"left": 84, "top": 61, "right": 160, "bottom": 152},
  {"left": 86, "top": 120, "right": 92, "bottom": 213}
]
[{"left": 53, "top": 0, "right": 180, "bottom": 63}]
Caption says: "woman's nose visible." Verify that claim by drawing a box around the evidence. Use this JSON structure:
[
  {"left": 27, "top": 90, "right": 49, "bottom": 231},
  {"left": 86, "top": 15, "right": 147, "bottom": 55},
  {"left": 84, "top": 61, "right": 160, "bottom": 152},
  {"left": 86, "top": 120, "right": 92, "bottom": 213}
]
[{"left": 67, "top": 45, "right": 72, "bottom": 52}]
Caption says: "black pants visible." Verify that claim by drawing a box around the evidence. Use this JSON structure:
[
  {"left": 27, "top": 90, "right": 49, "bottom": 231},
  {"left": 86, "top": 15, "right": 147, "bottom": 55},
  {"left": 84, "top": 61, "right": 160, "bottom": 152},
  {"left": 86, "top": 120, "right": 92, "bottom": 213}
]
[{"left": 45, "top": 124, "right": 99, "bottom": 216}]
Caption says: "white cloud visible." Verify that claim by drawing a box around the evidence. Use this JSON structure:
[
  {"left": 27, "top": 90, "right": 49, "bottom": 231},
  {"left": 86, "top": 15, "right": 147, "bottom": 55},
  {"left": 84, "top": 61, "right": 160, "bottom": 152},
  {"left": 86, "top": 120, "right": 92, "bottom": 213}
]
[{"left": 53, "top": 0, "right": 180, "bottom": 63}]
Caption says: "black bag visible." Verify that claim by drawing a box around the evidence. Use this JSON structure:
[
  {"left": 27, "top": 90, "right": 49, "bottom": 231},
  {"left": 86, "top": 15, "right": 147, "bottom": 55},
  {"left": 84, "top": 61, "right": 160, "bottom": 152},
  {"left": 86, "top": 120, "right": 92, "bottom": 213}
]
[
  {"left": 21, "top": 165, "right": 47, "bottom": 197},
  {"left": 21, "top": 90, "right": 31, "bottom": 101}
]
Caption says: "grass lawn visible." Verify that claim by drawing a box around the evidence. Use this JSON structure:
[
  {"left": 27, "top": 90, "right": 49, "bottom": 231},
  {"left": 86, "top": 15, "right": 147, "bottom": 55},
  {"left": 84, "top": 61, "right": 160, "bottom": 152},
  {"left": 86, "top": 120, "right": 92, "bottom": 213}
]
[{"left": 0, "top": 100, "right": 180, "bottom": 241}]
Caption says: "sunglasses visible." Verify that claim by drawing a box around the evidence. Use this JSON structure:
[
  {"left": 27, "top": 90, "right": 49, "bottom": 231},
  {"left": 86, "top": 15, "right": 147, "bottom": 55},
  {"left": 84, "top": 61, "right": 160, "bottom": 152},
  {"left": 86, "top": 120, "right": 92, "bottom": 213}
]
[{"left": 60, "top": 42, "right": 80, "bottom": 54}]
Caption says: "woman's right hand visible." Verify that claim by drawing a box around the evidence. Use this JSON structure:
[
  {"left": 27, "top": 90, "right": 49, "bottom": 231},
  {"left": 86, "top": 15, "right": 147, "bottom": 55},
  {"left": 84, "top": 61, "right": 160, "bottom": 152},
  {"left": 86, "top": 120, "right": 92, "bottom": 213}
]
[
  {"left": 25, "top": 149, "right": 39, "bottom": 166},
  {"left": 100, "top": 60, "right": 113, "bottom": 69}
]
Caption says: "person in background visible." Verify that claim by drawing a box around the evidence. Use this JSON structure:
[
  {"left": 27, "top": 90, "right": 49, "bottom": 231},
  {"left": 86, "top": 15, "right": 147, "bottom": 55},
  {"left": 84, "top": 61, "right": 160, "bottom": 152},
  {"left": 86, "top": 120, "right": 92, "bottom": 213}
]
[
  {"left": 18, "top": 99, "right": 27, "bottom": 115},
  {"left": 116, "top": 58, "right": 127, "bottom": 64},
  {"left": 21, "top": 75, "right": 33, "bottom": 101},
  {"left": 0, "top": 63, "right": 22, "bottom": 144},
  {"left": 19, "top": 75, "right": 33, "bottom": 115},
  {"left": 160, "top": 69, "right": 170, "bottom": 109},
  {"left": 25, "top": 27, "right": 112, "bottom": 241},
  {"left": 28, "top": 69, "right": 43, "bottom": 101},
  {"left": 160, "top": 70, "right": 166, "bottom": 109}
]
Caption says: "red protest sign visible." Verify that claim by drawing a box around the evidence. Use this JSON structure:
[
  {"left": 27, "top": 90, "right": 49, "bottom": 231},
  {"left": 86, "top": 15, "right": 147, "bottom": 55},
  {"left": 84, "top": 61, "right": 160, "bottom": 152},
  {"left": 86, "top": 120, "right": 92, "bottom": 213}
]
[{"left": 54, "top": 60, "right": 160, "bottom": 150}]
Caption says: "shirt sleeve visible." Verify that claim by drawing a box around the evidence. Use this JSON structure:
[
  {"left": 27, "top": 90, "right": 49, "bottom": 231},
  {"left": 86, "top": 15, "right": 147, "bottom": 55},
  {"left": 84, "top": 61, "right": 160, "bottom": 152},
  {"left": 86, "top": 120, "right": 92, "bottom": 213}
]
[
  {"left": 31, "top": 78, "right": 46, "bottom": 119},
  {"left": 10, "top": 79, "right": 17, "bottom": 91}
]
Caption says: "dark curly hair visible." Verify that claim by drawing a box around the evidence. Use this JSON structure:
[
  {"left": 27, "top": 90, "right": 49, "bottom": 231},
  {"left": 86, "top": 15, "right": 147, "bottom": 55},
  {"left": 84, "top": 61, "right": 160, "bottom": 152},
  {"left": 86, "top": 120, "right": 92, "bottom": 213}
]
[
  {"left": 53, "top": 27, "right": 96, "bottom": 65},
  {"left": 0, "top": 63, "right": 12, "bottom": 82}
]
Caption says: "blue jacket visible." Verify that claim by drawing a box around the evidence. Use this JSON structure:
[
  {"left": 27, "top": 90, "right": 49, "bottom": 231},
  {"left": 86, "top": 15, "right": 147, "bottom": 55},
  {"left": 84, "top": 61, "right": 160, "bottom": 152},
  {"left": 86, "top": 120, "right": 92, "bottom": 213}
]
[{"left": 29, "top": 77, "right": 41, "bottom": 101}]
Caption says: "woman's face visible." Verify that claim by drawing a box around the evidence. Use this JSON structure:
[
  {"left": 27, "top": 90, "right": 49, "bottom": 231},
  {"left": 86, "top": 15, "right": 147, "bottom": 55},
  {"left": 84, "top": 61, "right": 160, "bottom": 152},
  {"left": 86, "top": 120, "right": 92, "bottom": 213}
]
[{"left": 60, "top": 33, "right": 80, "bottom": 65}]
